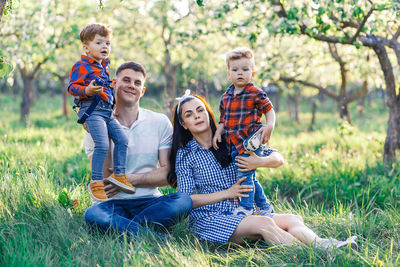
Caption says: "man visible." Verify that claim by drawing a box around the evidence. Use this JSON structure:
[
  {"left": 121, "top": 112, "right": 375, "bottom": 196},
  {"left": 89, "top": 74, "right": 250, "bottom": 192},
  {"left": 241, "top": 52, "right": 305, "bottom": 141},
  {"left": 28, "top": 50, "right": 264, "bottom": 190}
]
[{"left": 84, "top": 61, "right": 192, "bottom": 236}]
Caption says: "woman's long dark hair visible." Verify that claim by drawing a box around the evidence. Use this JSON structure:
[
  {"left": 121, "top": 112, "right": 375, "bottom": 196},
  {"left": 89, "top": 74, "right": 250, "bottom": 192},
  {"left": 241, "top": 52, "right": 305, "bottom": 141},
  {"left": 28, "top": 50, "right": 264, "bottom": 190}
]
[{"left": 167, "top": 94, "right": 218, "bottom": 187}]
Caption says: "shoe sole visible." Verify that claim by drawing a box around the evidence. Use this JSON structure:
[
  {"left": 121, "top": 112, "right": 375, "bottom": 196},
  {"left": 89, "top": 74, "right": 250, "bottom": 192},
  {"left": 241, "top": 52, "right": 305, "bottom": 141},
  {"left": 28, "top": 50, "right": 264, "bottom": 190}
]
[
  {"left": 87, "top": 183, "right": 108, "bottom": 202},
  {"left": 107, "top": 177, "right": 136, "bottom": 193},
  {"left": 244, "top": 128, "right": 262, "bottom": 152},
  {"left": 337, "top": 236, "right": 358, "bottom": 251}
]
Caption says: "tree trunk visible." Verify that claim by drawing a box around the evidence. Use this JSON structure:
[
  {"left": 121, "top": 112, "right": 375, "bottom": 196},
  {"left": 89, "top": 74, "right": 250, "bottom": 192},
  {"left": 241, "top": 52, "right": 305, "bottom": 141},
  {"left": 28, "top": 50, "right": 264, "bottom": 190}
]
[
  {"left": 371, "top": 43, "right": 398, "bottom": 162},
  {"left": 63, "top": 90, "right": 69, "bottom": 117},
  {"left": 329, "top": 43, "right": 352, "bottom": 125},
  {"left": 0, "top": 0, "right": 7, "bottom": 22},
  {"left": 358, "top": 80, "right": 368, "bottom": 117},
  {"left": 275, "top": 85, "right": 281, "bottom": 112},
  {"left": 294, "top": 92, "right": 300, "bottom": 123},
  {"left": 286, "top": 95, "right": 293, "bottom": 119},
  {"left": 339, "top": 101, "right": 352, "bottom": 124},
  {"left": 197, "top": 77, "right": 209, "bottom": 100},
  {"left": 20, "top": 70, "right": 34, "bottom": 124},
  {"left": 12, "top": 78, "right": 19, "bottom": 99},
  {"left": 163, "top": 48, "right": 178, "bottom": 118},
  {"left": 309, "top": 100, "right": 317, "bottom": 131}
]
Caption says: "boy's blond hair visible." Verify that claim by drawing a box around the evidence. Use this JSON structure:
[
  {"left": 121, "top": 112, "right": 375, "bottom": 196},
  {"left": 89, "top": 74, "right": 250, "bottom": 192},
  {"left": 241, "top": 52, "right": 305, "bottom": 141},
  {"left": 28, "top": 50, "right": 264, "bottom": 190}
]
[
  {"left": 80, "top": 23, "right": 112, "bottom": 44},
  {"left": 226, "top": 47, "right": 255, "bottom": 68}
]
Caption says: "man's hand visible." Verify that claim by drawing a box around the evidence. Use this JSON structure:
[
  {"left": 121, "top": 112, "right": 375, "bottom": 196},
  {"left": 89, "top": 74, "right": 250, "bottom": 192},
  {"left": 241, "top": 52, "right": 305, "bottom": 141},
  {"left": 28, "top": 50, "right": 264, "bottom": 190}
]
[
  {"left": 103, "top": 177, "right": 120, "bottom": 198},
  {"left": 259, "top": 124, "right": 274, "bottom": 144},
  {"left": 85, "top": 80, "right": 103, "bottom": 96},
  {"left": 236, "top": 151, "right": 263, "bottom": 172}
]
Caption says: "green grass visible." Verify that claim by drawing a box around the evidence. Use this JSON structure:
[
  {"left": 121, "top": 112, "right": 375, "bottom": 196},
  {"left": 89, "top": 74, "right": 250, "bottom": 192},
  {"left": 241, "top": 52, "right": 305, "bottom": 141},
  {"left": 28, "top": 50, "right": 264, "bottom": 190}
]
[{"left": 0, "top": 93, "right": 399, "bottom": 266}]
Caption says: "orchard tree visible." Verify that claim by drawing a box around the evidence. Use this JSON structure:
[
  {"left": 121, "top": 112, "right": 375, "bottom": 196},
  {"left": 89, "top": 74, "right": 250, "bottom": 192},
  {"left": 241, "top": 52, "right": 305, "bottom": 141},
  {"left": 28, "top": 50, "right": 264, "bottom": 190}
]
[
  {"left": 280, "top": 43, "right": 370, "bottom": 124},
  {"left": 0, "top": 0, "right": 12, "bottom": 77},
  {"left": 0, "top": 0, "right": 11, "bottom": 22},
  {"left": 111, "top": 0, "right": 234, "bottom": 116},
  {"left": 0, "top": 0, "right": 79, "bottom": 123},
  {"left": 207, "top": 0, "right": 400, "bottom": 162},
  {"left": 268, "top": 0, "right": 400, "bottom": 161}
]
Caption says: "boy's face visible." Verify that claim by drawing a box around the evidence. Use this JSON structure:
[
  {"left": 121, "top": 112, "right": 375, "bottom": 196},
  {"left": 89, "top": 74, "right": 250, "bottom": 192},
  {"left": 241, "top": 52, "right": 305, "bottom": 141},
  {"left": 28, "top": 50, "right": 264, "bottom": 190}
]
[
  {"left": 113, "top": 69, "right": 146, "bottom": 106},
  {"left": 227, "top": 57, "right": 255, "bottom": 90},
  {"left": 83, "top": 34, "right": 111, "bottom": 63}
]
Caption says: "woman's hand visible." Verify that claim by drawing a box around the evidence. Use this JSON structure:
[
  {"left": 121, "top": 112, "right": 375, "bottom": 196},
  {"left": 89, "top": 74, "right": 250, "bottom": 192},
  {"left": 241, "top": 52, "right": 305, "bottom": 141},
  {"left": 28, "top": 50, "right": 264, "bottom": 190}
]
[
  {"left": 235, "top": 151, "right": 263, "bottom": 172},
  {"left": 224, "top": 177, "right": 253, "bottom": 199}
]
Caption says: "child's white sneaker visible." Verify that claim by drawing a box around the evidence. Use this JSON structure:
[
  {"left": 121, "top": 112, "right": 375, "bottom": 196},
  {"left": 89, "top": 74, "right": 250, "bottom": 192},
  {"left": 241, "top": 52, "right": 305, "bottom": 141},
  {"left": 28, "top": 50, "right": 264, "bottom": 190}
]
[{"left": 317, "top": 236, "right": 358, "bottom": 250}]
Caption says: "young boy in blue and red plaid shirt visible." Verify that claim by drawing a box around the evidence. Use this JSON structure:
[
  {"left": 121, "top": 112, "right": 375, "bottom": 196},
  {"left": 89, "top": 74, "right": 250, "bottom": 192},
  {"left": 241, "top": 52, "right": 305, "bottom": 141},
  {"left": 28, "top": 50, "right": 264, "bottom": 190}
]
[
  {"left": 68, "top": 23, "right": 135, "bottom": 202},
  {"left": 213, "top": 47, "right": 276, "bottom": 216}
]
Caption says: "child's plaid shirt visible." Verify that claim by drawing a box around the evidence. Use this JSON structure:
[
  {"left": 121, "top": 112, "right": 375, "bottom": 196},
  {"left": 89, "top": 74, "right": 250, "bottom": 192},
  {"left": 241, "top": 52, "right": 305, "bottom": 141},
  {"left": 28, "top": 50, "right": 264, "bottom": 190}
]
[
  {"left": 219, "top": 83, "right": 273, "bottom": 154},
  {"left": 67, "top": 55, "right": 113, "bottom": 105}
]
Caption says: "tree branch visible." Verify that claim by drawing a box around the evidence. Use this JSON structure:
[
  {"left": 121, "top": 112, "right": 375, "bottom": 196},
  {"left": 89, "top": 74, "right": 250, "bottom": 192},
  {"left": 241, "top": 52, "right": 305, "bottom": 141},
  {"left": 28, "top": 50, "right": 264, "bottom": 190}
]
[
  {"left": 392, "top": 26, "right": 400, "bottom": 41},
  {"left": 329, "top": 14, "right": 359, "bottom": 29},
  {"left": 279, "top": 76, "right": 339, "bottom": 100},
  {"left": 0, "top": 0, "right": 7, "bottom": 23},
  {"left": 346, "top": 84, "right": 369, "bottom": 103},
  {"left": 350, "top": 7, "right": 375, "bottom": 44},
  {"left": 328, "top": 43, "right": 345, "bottom": 66}
]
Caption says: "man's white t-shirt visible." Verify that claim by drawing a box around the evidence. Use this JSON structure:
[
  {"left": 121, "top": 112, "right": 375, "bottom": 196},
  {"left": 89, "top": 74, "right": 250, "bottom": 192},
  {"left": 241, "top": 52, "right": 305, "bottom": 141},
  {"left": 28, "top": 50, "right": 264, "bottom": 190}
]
[{"left": 84, "top": 108, "right": 173, "bottom": 200}]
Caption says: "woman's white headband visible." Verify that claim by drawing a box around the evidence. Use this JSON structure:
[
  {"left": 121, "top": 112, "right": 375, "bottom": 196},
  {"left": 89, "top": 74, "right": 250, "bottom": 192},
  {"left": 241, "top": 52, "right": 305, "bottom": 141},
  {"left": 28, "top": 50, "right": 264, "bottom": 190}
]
[{"left": 176, "top": 89, "right": 195, "bottom": 124}]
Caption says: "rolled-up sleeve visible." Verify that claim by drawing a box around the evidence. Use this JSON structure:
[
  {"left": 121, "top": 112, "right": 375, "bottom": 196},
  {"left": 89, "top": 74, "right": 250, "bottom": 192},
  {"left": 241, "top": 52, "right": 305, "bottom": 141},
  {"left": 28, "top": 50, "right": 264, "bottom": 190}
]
[
  {"left": 256, "top": 90, "right": 273, "bottom": 114},
  {"left": 68, "top": 62, "right": 89, "bottom": 97},
  {"left": 176, "top": 149, "right": 195, "bottom": 195}
]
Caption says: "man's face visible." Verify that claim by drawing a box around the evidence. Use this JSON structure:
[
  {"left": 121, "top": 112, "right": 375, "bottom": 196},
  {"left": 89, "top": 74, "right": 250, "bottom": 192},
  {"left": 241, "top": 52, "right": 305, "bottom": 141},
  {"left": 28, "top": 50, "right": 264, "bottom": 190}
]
[{"left": 113, "top": 69, "right": 146, "bottom": 106}]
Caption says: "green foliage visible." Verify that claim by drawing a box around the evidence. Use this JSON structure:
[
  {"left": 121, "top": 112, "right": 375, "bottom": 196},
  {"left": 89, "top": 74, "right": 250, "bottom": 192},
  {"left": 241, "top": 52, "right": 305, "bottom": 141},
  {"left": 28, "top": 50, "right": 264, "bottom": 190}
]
[
  {"left": 196, "top": 0, "right": 204, "bottom": 7},
  {"left": 0, "top": 55, "right": 13, "bottom": 77},
  {"left": 0, "top": 93, "right": 399, "bottom": 265}
]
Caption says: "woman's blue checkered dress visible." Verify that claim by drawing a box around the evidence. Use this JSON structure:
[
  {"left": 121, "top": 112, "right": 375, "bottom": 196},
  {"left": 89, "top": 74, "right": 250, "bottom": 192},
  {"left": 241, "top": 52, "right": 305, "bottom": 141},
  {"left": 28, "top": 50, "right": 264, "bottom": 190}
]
[{"left": 176, "top": 139, "right": 274, "bottom": 244}]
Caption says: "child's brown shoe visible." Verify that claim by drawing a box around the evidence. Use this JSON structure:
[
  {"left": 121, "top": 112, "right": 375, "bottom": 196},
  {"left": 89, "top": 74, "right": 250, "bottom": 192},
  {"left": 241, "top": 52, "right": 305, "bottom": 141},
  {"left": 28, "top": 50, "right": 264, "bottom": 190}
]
[
  {"left": 107, "top": 174, "right": 136, "bottom": 194},
  {"left": 88, "top": 181, "right": 108, "bottom": 202}
]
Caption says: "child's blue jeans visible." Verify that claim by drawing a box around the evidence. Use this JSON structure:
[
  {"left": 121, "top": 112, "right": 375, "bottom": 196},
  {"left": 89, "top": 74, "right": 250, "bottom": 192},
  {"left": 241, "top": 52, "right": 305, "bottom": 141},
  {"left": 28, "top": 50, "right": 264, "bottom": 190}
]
[
  {"left": 231, "top": 145, "right": 273, "bottom": 211},
  {"left": 79, "top": 100, "right": 128, "bottom": 180}
]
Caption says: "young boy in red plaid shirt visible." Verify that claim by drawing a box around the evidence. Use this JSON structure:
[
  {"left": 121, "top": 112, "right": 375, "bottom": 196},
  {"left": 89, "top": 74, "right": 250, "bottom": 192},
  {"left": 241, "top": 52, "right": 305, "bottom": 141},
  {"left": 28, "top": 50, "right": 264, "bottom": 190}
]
[
  {"left": 213, "top": 47, "right": 276, "bottom": 216},
  {"left": 68, "top": 23, "right": 135, "bottom": 202}
]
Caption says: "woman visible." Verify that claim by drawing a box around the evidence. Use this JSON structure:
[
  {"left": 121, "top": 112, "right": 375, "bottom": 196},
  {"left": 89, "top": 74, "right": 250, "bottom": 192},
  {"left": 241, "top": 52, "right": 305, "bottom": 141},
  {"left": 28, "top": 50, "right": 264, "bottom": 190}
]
[{"left": 167, "top": 93, "right": 357, "bottom": 249}]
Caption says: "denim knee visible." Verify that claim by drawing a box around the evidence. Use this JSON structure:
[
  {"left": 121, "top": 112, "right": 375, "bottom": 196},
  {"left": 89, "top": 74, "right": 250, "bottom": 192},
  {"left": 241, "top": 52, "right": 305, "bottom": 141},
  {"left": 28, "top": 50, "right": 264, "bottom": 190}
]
[
  {"left": 94, "top": 141, "right": 109, "bottom": 155},
  {"left": 84, "top": 205, "right": 112, "bottom": 228},
  {"left": 172, "top": 192, "right": 193, "bottom": 215}
]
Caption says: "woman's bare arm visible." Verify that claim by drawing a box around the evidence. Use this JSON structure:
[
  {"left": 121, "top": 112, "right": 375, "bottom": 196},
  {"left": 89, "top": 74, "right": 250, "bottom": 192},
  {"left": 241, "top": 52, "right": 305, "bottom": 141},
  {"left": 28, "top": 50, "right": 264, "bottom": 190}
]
[{"left": 190, "top": 177, "right": 252, "bottom": 208}]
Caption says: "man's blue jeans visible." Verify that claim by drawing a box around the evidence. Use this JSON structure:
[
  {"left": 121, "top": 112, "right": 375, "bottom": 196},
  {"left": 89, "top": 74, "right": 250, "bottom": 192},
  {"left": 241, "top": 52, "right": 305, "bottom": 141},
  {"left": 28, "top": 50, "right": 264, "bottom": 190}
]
[
  {"left": 79, "top": 100, "right": 128, "bottom": 180},
  {"left": 231, "top": 146, "right": 270, "bottom": 210},
  {"left": 84, "top": 193, "right": 193, "bottom": 235}
]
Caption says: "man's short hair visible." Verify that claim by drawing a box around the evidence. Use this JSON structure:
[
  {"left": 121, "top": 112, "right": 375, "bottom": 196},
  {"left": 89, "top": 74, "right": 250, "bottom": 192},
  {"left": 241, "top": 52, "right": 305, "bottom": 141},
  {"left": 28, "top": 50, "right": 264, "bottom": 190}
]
[
  {"left": 116, "top": 62, "right": 146, "bottom": 79},
  {"left": 226, "top": 47, "right": 255, "bottom": 68},
  {"left": 80, "top": 23, "right": 112, "bottom": 43}
]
